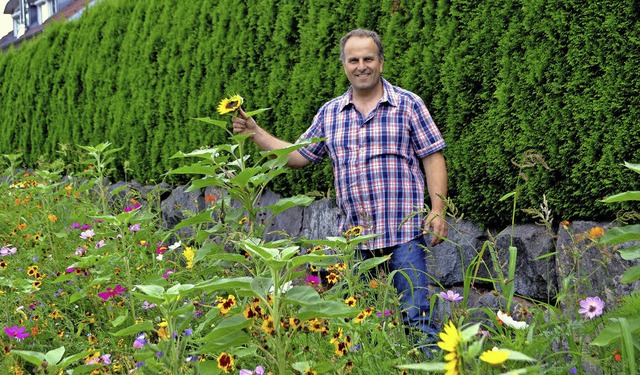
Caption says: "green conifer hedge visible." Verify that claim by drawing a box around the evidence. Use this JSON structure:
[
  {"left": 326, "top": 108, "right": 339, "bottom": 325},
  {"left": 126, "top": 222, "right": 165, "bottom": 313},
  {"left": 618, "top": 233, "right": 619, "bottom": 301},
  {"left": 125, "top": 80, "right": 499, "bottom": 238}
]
[{"left": 0, "top": 0, "right": 638, "bottom": 228}]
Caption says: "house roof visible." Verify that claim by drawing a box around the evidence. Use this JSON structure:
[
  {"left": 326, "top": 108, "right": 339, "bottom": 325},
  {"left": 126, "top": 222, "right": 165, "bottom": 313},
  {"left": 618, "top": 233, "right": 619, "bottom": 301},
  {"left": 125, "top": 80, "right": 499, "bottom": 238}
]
[
  {"left": 3, "top": 0, "right": 18, "bottom": 15},
  {"left": 1, "top": 0, "right": 95, "bottom": 51}
]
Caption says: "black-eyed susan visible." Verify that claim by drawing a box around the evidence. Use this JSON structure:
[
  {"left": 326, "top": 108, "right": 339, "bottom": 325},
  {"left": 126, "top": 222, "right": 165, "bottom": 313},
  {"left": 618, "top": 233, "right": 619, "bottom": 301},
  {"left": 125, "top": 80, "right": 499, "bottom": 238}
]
[
  {"left": 344, "top": 296, "right": 357, "bottom": 307},
  {"left": 326, "top": 272, "right": 340, "bottom": 284},
  {"left": 335, "top": 262, "right": 347, "bottom": 271},
  {"left": 479, "top": 347, "right": 509, "bottom": 366},
  {"left": 261, "top": 315, "right": 275, "bottom": 335},
  {"left": 438, "top": 321, "right": 461, "bottom": 375},
  {"left": 0, "top": 260, "right": 7, "bottom": 269},
  {"left": 217, "top": 352, "right": 234, "bottom": 373},
  {"left": 353, "top": 311, "right": 366, "bottom": 324},
  {"left": 218, "top": 295, "right": 237, "bottom": 314},
  {"left": 304, "top": 369, "right": 317, "bottom": 375},
  {"left": 27, "top": 265, "right": 38, "bottom": 277},
  {"left": 217, "top": 95, "right": 244, "bottom": 115},
  {"left": 32, "top": 280, "right": 42, "bottom": 289}
]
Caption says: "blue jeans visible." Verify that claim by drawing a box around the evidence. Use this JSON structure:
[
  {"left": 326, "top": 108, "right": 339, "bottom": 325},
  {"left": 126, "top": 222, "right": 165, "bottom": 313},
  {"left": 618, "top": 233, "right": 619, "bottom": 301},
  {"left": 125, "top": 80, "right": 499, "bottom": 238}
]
[{"left": 359, "top": 235, "right": 437, "bottom": 338}]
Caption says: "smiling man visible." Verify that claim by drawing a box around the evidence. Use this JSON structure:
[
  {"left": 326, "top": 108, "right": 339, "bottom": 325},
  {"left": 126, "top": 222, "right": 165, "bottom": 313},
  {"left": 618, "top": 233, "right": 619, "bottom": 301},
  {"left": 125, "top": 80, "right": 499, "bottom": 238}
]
[{"left": 233, "top": 29, "right": 448, "bottom": 348}]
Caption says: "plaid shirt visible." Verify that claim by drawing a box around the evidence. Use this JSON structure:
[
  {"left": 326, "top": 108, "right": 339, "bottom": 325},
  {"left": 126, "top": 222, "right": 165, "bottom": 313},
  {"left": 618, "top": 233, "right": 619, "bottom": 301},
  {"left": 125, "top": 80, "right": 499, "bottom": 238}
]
[{"left": 297, "top": 78, "right": 446, "bottom": 249}]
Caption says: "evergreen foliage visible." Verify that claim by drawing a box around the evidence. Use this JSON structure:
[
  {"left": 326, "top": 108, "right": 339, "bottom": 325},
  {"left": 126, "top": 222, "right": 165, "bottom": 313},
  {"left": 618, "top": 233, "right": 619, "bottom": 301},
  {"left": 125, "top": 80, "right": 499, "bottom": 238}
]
[{"left": 0, "top": 0, "right": 638, "bottom": 228}]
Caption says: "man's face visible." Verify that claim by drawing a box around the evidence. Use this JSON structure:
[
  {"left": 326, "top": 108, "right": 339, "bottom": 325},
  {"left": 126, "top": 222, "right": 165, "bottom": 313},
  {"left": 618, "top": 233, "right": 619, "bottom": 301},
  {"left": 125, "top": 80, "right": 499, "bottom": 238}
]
[{"left": 342, "top": 37, "right": 384, "bottom": 94}]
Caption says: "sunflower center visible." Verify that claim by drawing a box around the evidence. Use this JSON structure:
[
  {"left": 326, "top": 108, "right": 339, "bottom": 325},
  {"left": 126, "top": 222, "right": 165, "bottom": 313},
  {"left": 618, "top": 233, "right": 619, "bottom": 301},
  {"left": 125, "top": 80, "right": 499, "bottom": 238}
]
[{"left": 226, "top": 100, "right": 239, "bottom": 109}]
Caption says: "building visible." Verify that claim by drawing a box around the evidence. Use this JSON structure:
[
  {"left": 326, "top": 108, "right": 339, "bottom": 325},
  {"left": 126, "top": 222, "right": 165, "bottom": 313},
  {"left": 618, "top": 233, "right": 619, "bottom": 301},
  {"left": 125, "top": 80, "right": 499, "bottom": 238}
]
[{"left": 1, "top": 0, "right": 97, "bottom": 51}]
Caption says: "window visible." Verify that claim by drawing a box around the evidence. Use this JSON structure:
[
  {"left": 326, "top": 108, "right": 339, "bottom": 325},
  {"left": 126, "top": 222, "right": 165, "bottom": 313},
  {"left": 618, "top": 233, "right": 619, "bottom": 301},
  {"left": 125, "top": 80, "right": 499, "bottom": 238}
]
[{"left": 34, "top": 0, "right": 55, "bottom": 24}]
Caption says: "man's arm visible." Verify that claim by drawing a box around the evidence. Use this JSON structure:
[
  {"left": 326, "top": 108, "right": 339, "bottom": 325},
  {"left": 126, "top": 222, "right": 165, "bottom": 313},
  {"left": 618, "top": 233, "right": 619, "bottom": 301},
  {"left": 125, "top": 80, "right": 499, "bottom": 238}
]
[
  {"left": 232, "top": 108, "right": 310, "bottom": 169},
  {"left": 421, "top": 151, "right": 448, "bottom": 246}
]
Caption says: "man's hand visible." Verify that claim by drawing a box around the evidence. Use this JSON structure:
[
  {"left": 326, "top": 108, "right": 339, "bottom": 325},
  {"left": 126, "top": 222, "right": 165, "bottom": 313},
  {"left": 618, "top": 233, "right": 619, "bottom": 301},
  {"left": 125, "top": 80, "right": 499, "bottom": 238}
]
[
  {"left": 424, "top": 212, "right": 447, "bottom": 246},
  {"left": 232, "top": 108, "right": 258, "bottom": 135}
]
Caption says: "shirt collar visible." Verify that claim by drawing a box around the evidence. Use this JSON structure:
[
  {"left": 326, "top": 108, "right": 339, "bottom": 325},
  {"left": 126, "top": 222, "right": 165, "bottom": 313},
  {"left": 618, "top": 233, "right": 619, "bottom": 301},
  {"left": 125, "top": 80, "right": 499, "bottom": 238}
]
[{"left": 338, "top": 78, "right": 398, "bottom": 112}]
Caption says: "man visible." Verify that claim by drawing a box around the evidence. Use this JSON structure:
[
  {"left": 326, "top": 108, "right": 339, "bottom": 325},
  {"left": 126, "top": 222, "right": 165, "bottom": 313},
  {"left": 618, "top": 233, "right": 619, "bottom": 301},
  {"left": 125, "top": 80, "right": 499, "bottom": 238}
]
[{"left": 232, "top": 29, "right": 448, "bottom": 343}]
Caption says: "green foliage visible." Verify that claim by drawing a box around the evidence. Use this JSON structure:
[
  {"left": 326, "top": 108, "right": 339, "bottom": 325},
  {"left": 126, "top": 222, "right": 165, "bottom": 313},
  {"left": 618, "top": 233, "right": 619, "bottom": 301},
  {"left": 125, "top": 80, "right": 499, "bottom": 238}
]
[{"left": 1, "top": 0, "right": 639, "bottom": 228}]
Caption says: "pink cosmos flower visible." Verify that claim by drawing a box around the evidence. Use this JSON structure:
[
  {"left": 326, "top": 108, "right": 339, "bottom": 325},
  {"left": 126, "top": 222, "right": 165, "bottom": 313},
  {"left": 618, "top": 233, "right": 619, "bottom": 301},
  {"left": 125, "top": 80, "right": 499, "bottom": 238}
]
[
  {"left": 439, "top": 290, "right": 463, "bottom": 302},
  {"left": 129, "top": 223, "right": 141, "bottom": 232},
  {"left": 0, "top": 245, "right": 17, "bottom": 256},
  {"left": 80, "top": 229, "right": 95, "bottom": 240},
  {"left": 239, "top": 366, "right": 265, "bottom": 375},
  {"left": 98, "top": 284, "right": 127, "bottom": 301},
  {"left": 4, "top": 326, "right": 30, "bottom": 341},
  {"left": 578, "top": 296, "right": 605, "bottom": 319}
]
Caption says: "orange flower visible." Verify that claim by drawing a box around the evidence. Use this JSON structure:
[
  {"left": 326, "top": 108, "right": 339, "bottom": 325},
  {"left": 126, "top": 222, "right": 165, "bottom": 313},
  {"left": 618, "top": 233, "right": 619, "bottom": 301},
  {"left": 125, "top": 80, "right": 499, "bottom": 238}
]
[
  {"left": 205, "top": 194, "right": 217, "bottom": 204},
  {"left": 613, "top": 349, "right": 622, "bottom": 363},
  {"left": 589, "top": 226, "right": 605, "bottom": 239}
]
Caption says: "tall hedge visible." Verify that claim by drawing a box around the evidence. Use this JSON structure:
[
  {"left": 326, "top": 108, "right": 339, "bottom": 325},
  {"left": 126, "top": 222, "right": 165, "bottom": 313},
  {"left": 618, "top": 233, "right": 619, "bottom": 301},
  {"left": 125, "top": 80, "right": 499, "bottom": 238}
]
[{"left": 0, "top": 0, "right": 638, "bottom": 228}]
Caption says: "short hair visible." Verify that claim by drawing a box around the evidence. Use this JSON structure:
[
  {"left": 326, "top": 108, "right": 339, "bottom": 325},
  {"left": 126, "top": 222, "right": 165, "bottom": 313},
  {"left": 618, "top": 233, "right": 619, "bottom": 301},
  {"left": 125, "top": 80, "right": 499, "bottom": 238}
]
[{"left": 339, "top": 29, "right": 384, "bottom": 62}]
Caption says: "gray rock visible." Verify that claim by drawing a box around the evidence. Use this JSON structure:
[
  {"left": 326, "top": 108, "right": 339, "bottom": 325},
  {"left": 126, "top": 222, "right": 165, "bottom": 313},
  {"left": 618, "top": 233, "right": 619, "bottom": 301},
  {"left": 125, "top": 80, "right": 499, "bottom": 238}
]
[
  {"left": 556, "top": 220, "right": 640, "bottom": 308},
  {"left": 494, "top": 224, "right": 558, "bottom": 302}
]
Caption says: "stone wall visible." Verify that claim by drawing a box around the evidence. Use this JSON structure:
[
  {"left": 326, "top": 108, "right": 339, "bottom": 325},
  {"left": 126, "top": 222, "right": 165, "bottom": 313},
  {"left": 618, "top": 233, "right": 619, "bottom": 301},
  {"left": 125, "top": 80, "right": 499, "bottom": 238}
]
[{"left": 110, "top": 182, "right": 640, "bottom": 310}]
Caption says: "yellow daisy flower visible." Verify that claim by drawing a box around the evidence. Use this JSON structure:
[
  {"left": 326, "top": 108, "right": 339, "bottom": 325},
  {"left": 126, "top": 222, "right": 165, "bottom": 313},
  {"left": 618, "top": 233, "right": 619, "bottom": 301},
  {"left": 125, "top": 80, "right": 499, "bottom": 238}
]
[
  {"left": 479, "top": 347, "right": 510, "bottom": 366},
  {"left": 438, "top": 321, "right": 461, "bottom": 375},
  {"left": 217, "top": 94, "right": 243, "bottom": 115}
]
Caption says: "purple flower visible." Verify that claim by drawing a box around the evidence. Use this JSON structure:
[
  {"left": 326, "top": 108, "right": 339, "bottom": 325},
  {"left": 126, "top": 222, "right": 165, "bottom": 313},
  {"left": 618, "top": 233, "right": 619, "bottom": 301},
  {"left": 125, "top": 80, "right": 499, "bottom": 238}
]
[
  {"left": 439, "top": 290, "right": 463, "bottom": 302},
  {"left": 70, "top": 222, "right": 82, "bottom": 229},
  {"left": 95, "top": 240, "right": 106, "bottom": 249},
  {"left": 183, "top": 327, "right": 193, "bottom": 336},
  {"left": 141, "top": 301, "right": 156, "bottom": 309},
  {"left": 100, "top": 354, "right": 112, "bottom": 365},
  {"left": 239, "top": 366, "right": 265, "bottom": 375},
  {"left": 75, "top": 247, "right": 87, "bottom": 256},
  {"left": 578, "top": 296, "right": 605, "bottom": 319},
  {"left": 162, "top": 269, "right": 174, "bottom": 279},
  {"left": 0, "top": 246, "right": 17, "bottom": 256},
  {"left": 569, "top": 367, "right": 577, "bottom": 374},
  {"left": 124, "top": 203, "right": 141, "bottom": 212},
  {"left": 306, "top": 275, "right": 320, "bottom": 286},
  {"left": 81, "top": 224, "right": 92, "bottom": 230},
  {"left": 80, "top": 229, "right": 95, "bottom": 240},
  {"left": 129, "top": 223, "right": 142, "bottom": 232},
  {"left": 133, "top": 334, "right": 147, "bottom": 348},
  {"left": 4, "top": 326, "right": 30, "bottom": 341},
  {"left": 98, "top": 284, "right": 127, "bottom": 301},
  {"left": 376, "top": 309, "right": 392, "bottom": 317}
]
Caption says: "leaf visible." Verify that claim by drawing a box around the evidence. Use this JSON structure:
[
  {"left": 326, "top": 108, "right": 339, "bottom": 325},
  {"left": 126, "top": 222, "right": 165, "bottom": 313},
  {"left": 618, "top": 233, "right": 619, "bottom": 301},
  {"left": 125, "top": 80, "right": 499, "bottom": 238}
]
[
  {"left": 601, "top": 225, "right": 640, "bottom": 245},
  {"left": 621, "top": 265, "right": 640, "bottom": 283},
  {"left": 601, "top": 191, "right": 640, "bottom": 203},
  {"left": 504, "top": 349, "right": 536, "bottom": 362},
  {"left": 134, "top": 285, "right": 165, "bottom": 299},
  {"left": 111, "top": 315, "right": 128, "bottom": 327},
  {"left": 244, "top": 107, "right": 271, "bottom": 118},
  {"left": 499, "top": 191, "right": 516, "bottom": 202},
  {"left": 191, "top": 117, "right": 228, "bottom": 130},
  {"left": 461, "top": 323, "right": 480, "bottom": 341},
  {"left": 618, "top": 244, "right": 640, "bottom": 261},
  {"left": 283, "top": 286, "right": 322, "bottom": 306},
  {"left": 591, "top": 317, "right": 640, "bottom": 346},
  {"left": 173, "top": 210, "right": 214, "bottom": 230},
  {"left": 396, "top": 362, "right": 447, "bottom": 371},
  {"left": 166, "top": 164, "right": 220, "bottom": 176},
  {"left": 264, "top": 195, "right": 315, "bottom": 216},
  {"left": 230, "top": 167, "right": 262, "bottom": 187},
  {"left": 44, "top": 346, "right": 65, "bottom": 365},
  {"left": 111, "top": 321, "right": 154, "bottom": 337},
  {"left": 624, "top": 161, "right": 640, "bottom": 174},
  {"left": 11, "top": 350, "right": 47, "bottom": 367},
  {"left": 297, "top": 301, "right": 358, "bottom": 320},
  {"left": 194, "top": 277, "right": 253, "bottom": 292},
  {"left": 196, "top": 315, "right": 252, "bottom": 352}
]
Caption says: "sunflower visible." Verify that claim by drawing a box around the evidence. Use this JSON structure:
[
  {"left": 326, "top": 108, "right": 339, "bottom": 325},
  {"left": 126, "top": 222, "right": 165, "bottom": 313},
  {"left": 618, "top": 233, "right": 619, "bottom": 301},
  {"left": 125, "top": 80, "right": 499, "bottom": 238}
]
[
  {"left": 438, "top": 321, "right": 461, "bottom": 375},
  {"left": 217, "top": 95, "right": 244, "bottom": 115},
  {"left": 479, "top": 347, "right": 509, "bottom": 366}
]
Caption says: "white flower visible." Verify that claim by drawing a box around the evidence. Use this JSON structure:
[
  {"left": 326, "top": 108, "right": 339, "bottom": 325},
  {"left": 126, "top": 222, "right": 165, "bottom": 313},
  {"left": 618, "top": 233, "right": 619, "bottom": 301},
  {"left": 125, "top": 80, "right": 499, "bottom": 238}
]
[
  {"left": 268, "top": 281, "right": 294, "bottom": 295},
  {"left": 168, "top": 241, "right": 181, "bottom": 250},
  {"left": 156, "top": 254, "right": 164, "bottom": 261},
  {"left": 497, "top": 310, "right": 529, "bottom": 330}
]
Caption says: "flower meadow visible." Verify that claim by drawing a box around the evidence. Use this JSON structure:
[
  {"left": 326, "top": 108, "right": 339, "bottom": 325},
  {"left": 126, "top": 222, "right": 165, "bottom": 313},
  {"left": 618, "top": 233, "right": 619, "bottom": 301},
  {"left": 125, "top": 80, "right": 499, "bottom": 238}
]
[{"left": 1, "top": 102, "right": 639, "bottom": 374}]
